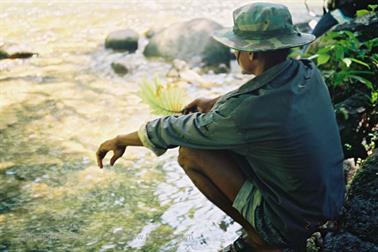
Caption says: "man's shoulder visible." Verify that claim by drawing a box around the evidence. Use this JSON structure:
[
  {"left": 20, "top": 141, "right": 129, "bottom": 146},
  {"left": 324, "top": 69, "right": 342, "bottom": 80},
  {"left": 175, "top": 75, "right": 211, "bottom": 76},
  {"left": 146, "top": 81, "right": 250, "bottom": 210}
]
[
  {"left": 214, "top": 58, "right": 323, "bottom": 111},
  {"left": 294, "top": 58, "right": 324, "bottom": 85},
  {"left": 262, "top": 58, "right": 321, "bottom": 90}
]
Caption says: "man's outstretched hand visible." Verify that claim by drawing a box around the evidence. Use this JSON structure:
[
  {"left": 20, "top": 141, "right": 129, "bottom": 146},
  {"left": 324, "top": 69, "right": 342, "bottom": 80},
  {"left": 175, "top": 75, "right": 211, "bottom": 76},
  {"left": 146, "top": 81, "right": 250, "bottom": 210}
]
[{"left": 96, "top": 137, "right": 126, "bottom": 168}]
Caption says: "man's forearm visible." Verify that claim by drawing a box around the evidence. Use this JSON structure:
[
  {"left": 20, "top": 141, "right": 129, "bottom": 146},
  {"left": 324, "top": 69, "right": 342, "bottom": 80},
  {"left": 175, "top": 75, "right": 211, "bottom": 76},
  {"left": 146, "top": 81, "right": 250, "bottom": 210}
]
[{"left": 116, "top": 131, "right": 143, "bottom": 147}]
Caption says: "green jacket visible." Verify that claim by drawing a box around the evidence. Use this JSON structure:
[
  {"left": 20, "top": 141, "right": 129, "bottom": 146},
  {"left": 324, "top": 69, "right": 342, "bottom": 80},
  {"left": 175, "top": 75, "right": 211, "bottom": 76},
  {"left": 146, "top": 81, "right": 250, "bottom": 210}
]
[{"left": 138, "top": 58, "right": 345, "bottom": 244}]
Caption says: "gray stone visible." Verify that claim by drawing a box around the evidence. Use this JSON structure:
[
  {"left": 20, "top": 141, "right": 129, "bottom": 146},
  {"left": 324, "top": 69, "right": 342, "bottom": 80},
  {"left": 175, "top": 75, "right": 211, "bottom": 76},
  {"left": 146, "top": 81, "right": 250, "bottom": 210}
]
[
  {"left": 111, "top": 62, "right": 128, "bottom": 76},
  {"left": 143, "top": 18, "right": 232, "bottom": 67},
  {"left": 105, "top": 29, "right": 139, "bottom": 52}
]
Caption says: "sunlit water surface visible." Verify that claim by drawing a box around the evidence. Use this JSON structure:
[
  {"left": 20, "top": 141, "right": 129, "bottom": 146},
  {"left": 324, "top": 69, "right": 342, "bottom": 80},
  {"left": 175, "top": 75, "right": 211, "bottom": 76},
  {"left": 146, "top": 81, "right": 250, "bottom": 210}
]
[{"left": 0, "top": 1, "right": 321, "bottom": 251}]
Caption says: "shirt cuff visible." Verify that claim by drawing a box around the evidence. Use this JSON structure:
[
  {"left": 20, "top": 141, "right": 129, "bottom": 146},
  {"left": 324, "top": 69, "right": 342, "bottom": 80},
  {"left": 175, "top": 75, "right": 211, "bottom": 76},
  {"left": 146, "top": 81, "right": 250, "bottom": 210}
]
[{"left": 138, "top": 122, "right": 167, "bottom": 157}]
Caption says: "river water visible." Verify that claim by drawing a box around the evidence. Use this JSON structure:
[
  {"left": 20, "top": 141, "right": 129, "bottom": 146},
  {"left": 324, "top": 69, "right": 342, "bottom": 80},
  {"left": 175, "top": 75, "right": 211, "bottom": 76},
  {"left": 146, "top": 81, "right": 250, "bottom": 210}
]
[{"left": 0, "top": 1, "right": 321, "bottom": 251}]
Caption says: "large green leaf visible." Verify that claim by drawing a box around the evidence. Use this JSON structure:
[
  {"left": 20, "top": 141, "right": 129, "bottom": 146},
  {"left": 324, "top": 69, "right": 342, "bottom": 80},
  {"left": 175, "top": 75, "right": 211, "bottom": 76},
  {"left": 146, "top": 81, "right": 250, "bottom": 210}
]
[
  {"left": 317, "top": 54, "right": 330, "bottom": 65},
  {"left": 138, "top": 77, "right": 188, "bottom": 116}
]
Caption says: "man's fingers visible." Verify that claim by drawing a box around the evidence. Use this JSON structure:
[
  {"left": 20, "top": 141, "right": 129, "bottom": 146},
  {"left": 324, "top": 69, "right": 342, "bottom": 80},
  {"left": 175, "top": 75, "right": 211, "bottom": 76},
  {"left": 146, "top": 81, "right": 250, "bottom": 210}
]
[
  {"left": 110, "top": 147, "right": 126, "bottom": 166},
  {"left": 96, "top": 142, "right": 110, "bottom": 169},
  {"left": 110, "top": 155, "right": 118, "bottom": 166},
  {"left": 96, "top": 150, "right": 106, "bottom": 169},
  {"left": 96, "top": 139, "right": 126, "bottom": 168}
]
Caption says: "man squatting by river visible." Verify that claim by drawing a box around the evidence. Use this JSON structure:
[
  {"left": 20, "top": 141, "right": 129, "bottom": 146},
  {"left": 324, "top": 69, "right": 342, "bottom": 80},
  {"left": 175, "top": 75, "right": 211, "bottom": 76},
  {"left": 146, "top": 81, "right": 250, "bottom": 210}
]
[{"left": 96, "top": 3, "right": 345, "bottom": 252}]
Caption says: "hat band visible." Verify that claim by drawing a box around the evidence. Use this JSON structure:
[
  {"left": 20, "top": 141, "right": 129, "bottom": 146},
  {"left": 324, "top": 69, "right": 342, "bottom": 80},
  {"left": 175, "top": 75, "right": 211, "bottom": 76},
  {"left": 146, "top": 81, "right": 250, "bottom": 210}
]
[{"left": 233, "top": 26, "right": 299, "bottom": 39}]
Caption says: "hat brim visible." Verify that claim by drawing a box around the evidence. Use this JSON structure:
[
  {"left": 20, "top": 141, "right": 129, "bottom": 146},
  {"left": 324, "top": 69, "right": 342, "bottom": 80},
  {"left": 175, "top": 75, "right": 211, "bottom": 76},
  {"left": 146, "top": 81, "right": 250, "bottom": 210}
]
[{"left": 212, "top": 28, "right": 315, "bottom": 52}]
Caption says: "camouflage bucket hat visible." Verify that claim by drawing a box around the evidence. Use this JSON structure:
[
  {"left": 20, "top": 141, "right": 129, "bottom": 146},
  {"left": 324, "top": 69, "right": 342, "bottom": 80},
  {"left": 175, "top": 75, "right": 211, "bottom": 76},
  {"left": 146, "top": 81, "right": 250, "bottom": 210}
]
[{"left": 212, "top": 2, "right": 315, "bottom": 51}]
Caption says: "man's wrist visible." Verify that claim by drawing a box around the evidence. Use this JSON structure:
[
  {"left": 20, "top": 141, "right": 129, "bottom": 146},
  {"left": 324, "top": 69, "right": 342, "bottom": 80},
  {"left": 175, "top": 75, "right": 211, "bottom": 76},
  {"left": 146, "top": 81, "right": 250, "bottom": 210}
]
[
  {"left": 114, "top": 135, "right": 125, "bottom": 148},
  {"left": 116, "top": 131, "right": 143, "bottom": 147}
]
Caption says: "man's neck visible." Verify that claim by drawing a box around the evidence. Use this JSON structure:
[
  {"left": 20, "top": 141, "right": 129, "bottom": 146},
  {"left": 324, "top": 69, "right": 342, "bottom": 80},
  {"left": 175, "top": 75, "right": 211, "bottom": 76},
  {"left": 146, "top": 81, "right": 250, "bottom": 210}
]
[{"left": 253, "top": 58, "right": 287, "bottom": 77}]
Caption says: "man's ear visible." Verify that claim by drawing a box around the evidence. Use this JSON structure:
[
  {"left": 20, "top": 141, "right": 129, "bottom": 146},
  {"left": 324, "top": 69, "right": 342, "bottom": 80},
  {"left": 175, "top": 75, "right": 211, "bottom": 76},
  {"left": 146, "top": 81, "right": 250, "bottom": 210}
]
[{"left": 248, "top": 52, "right": 254, "bottom": 62}]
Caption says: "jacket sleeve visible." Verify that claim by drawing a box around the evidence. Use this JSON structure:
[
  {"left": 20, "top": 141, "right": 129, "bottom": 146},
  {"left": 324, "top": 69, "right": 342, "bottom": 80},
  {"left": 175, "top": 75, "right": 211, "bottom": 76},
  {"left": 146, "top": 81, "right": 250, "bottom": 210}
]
[{"left": 137, "top": 98, "right": 246, "bottom": 156}]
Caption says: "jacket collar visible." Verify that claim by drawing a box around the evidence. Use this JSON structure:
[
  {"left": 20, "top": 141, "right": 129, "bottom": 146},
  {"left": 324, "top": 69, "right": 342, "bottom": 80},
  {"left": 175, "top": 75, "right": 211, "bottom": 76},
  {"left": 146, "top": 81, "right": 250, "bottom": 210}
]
[{"left": 237, "top": 58, "right": 294, "bottom": 94}]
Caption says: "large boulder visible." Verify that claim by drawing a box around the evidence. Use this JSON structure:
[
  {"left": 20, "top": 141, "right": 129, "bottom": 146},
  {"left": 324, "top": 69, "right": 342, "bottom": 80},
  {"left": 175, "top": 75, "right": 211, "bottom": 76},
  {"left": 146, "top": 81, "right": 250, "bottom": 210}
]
[
  {"left": 105, "top": 29, "right": 139, "bottom": 52},
  {"left": 341, "top": 149, "right": 378, "bottom": 243},
  {"left": 320, "top": 149, "right": 378, "bottom": 251},
  {"left": 143, "top": 18, "right": 232, "bottom": 67}
]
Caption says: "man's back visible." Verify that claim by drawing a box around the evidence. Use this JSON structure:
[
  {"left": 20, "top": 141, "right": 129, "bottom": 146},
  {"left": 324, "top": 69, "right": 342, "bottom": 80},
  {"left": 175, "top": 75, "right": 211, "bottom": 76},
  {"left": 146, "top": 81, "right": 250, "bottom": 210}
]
[{"left": 225, "top": 58, "right": 346, "bottom": 243}]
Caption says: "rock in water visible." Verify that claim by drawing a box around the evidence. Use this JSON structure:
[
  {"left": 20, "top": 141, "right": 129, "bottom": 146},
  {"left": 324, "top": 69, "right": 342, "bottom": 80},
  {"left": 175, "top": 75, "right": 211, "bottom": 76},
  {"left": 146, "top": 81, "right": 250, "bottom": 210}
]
[
  {"left": 143, "top": 18, "right": 232, "bottom": 67},
  {"left": 7, "top": 52, "right": 36, "bottom": 59},
  {"left": 105, "top": 29, "right": 139, "bottom": 52},
  {"left": 0, "top": 50, "right": 9, "bottom": 59},
  {"left": 0, "top": 42, "right": 36, "bottom": 60},
  {"left": 111, "top": 62, "right": 128, "bottom": 76}
]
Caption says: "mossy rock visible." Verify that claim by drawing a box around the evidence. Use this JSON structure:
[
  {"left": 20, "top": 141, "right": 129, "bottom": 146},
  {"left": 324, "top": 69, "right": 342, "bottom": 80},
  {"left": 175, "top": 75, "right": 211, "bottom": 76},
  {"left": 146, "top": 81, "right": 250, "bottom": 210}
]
[
  {"left": 323, "top": 232, "right": 378, "bottom": 252},
  {"left": 341, "top": 149, "right": 378, "bottom": 243},
  {"left": 321, "top": 149, "right": 378, "bottom": 251}
]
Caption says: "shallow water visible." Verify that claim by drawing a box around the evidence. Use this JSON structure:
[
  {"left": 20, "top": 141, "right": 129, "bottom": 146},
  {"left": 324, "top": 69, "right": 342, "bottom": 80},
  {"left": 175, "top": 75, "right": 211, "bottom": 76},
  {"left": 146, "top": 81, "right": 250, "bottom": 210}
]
[{"left": 0, "top": 1, "right": 321, "bottom": 251}]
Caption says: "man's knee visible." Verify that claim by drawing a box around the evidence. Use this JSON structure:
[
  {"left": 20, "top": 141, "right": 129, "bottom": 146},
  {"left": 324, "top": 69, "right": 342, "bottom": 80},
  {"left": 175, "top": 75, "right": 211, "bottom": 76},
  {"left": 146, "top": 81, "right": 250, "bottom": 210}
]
[{"left": 177, "top": 147, "right": 201, "bottom": 170}]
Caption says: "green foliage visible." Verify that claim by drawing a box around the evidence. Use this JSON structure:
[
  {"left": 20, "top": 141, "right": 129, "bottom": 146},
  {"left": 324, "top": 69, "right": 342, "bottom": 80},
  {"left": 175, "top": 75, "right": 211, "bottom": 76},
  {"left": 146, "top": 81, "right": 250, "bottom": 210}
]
[
  {"left": 309, "top": 31, "right": 378, "bottom": 105},
  {"left": 356, "top": 4, "right": 378, "bottom": 17},
  {"left": 138, "top": 77, "right": 188, "bottom": 116}
]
